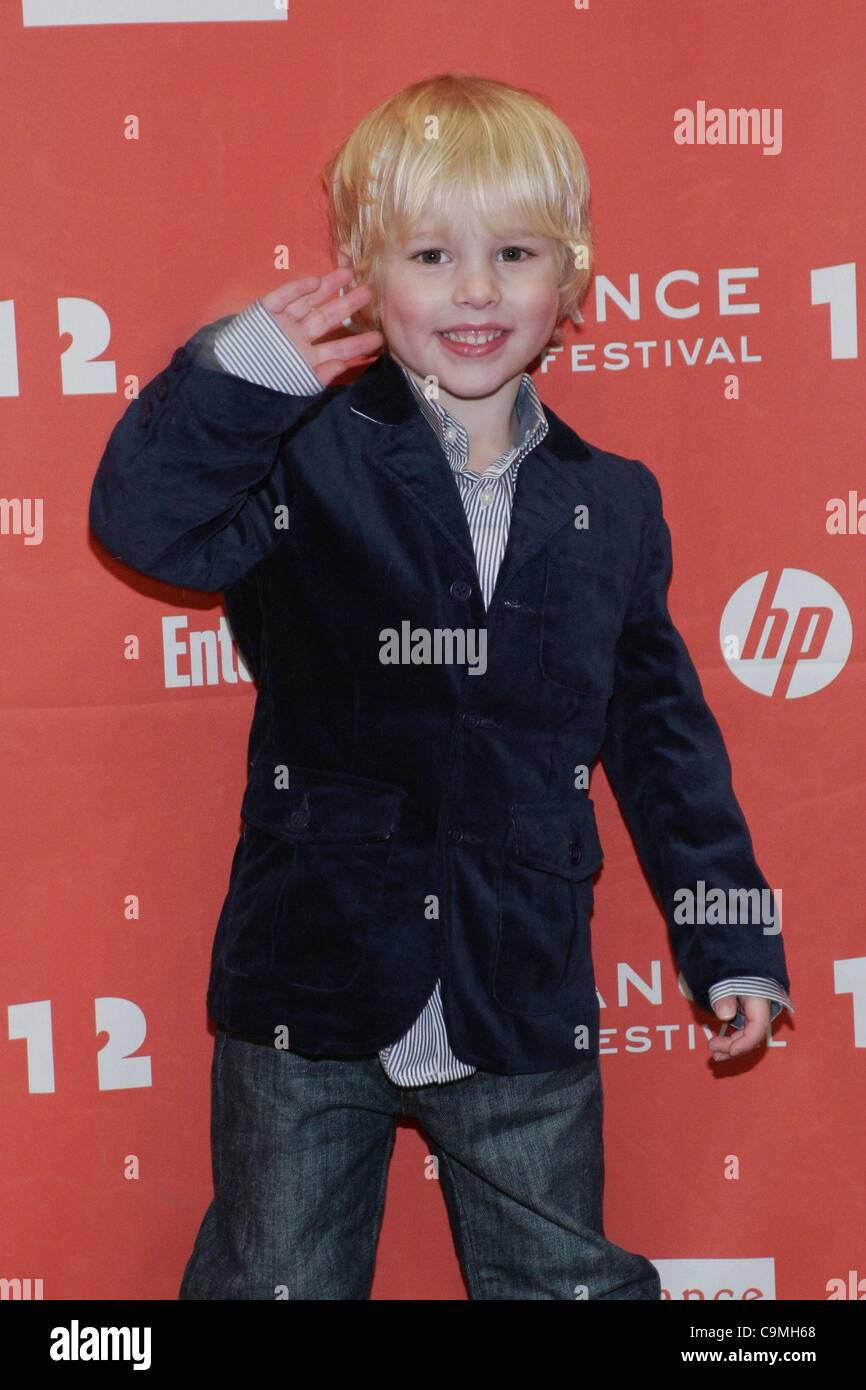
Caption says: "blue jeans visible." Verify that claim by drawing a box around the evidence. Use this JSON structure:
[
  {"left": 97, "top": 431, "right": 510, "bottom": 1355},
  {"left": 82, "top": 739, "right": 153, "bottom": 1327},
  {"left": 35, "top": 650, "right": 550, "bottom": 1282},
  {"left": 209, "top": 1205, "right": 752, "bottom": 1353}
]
[{"left": 179, "top": 1027, "right": 661, "bottom": 1300}]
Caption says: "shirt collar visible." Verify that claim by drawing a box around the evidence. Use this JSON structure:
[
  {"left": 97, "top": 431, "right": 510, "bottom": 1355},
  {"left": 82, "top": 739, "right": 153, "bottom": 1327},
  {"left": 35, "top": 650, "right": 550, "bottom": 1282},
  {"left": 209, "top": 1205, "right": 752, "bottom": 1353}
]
[{"left": 397, "top": 362, "right": 548, "bottom": 480}]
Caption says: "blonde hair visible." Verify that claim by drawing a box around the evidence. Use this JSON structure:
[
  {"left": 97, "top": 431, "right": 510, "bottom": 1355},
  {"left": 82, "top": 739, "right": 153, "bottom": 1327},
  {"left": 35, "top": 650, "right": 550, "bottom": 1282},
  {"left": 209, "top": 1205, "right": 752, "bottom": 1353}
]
[{"left": 322, "top": 72, "right": 594, "bottom": 336}]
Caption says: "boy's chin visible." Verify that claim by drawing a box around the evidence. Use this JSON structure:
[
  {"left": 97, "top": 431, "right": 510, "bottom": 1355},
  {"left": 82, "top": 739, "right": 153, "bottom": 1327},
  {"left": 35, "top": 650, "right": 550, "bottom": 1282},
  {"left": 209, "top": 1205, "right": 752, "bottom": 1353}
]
[{"left": 431, "top": 346, "right": 539, "bottom": 383}]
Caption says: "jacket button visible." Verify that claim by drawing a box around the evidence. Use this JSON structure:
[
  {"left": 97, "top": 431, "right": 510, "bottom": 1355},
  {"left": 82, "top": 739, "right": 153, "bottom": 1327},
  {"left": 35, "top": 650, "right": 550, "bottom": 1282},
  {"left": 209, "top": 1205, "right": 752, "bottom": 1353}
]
[
  {"left": 450, "top": 580, "right": 472, "bottom": 600},
  {"left": 569, "top": 839, "right": 582, "bottom": 864},
  {"left": 155, "top": 377, "right": 169, "bottom": 401},
  {"left": 289, "top": 809, "right": 310, "bottom": 830},
  {"left": 170, "top": 347, "right": 187, "bottom": 371},
  {"left": 447, "top": 829, "right": 465, "bottom": 842},
  {"left": 463, "top": 711, "right": 481, "bottom": 727}
]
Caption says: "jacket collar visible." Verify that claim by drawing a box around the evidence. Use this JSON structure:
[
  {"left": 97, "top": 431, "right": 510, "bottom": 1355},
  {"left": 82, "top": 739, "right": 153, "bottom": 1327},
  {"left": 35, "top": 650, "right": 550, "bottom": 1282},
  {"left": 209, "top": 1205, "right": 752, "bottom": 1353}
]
[
  {"left": 347, "top": 349, "right": 595, "bottom": 615},
  {"left": 398, "top": 361, "right": 548, "bottom": 477}
]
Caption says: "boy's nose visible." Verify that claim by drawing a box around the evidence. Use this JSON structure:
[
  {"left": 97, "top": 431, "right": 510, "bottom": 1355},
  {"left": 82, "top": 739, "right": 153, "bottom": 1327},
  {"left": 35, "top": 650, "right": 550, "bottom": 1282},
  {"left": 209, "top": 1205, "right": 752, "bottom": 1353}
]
[{"left": 454, "top": 282, "right": 500, "bottom": 307}]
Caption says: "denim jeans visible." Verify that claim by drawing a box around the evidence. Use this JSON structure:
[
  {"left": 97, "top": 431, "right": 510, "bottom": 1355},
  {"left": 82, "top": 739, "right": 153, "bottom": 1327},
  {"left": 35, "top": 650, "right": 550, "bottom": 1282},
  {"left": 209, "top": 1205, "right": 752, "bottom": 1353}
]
[{"left": 178, "top": 1026, "right": 661, "bottom": 1301}]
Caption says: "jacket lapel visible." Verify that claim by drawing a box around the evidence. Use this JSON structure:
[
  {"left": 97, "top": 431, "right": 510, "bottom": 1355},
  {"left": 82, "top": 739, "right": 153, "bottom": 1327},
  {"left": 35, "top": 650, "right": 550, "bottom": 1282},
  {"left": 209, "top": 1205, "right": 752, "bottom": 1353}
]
[{"left": 348, "top": 350, "right": 595, "bottom": 610}]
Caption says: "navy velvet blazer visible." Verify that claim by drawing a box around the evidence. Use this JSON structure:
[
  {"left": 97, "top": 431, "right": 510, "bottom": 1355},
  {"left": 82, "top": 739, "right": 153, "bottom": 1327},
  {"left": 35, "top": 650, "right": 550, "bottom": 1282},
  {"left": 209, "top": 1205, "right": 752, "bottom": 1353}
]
[{"left": 88, "top": 319, "right": 792, "bottom": 1072}]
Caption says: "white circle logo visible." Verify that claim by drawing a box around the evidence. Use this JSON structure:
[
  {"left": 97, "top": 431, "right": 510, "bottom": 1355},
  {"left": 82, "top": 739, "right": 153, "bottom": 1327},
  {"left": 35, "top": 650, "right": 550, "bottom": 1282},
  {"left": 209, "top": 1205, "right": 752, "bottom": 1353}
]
[{"left": 720, "top": 569, "right": 852, "bottom": 698}]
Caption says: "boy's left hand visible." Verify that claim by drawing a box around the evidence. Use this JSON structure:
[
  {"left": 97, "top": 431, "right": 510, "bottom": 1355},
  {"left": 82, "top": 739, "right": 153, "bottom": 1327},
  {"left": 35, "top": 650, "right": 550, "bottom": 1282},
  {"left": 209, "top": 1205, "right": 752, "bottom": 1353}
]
[{"left": 707, "top": 995, "right": 771, "bottom": 1062}]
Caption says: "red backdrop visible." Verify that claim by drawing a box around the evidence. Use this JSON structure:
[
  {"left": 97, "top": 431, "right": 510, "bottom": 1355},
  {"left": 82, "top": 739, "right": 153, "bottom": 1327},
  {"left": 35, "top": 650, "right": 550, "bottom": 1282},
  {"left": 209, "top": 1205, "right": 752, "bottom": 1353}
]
[{"left": 2, "top": 0, "right": 864, "bottom": 1301}]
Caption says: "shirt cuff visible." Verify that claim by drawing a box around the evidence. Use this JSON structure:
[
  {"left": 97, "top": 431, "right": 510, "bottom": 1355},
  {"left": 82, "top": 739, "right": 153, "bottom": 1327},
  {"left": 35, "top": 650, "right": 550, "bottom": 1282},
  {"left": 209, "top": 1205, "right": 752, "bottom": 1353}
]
[
  {"left": 211, "top": 298, "right": 325, "bottom": 395},
  {"left": 708, "top": 976, "right": 794, "bottom": 1031}
]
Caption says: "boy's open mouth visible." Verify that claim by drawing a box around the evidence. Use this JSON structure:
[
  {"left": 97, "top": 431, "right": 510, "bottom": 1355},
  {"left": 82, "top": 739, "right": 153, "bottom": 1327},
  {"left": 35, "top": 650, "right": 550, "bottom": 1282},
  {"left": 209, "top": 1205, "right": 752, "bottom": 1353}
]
[{"left": 436, "top": 328, "right": 511, "bottom": 357}]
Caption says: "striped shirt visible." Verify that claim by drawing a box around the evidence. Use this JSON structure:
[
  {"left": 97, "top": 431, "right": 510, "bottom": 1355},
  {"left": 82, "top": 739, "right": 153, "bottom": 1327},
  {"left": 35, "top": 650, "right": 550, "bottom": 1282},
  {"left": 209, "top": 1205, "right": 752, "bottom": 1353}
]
[{"left": 210, "top": 297, "right": 794, "bottom": 1084}]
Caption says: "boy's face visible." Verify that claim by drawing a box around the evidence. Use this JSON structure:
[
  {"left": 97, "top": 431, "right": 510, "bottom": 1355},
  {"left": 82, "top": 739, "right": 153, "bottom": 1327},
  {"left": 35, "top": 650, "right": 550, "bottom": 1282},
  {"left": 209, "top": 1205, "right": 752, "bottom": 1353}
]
[{"left": 363, "top": 203, "right": 564, "bottom": 403}]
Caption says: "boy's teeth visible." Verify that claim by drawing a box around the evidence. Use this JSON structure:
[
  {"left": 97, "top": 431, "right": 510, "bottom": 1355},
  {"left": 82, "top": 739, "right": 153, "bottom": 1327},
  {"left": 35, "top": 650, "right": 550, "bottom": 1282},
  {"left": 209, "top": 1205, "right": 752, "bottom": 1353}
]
[{"left": 441, "top": 330, "right": 504, "bottom": 344}]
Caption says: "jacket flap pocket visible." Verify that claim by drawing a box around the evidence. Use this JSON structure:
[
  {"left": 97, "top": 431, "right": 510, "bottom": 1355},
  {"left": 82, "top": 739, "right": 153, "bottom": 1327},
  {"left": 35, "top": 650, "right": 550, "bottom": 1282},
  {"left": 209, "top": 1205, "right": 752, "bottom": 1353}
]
[
  {"left": 241, "top": 763, "right": 406, "bottom": 844},
  {"left": 508, "top": 797, "right": 604, "bottom": 881}
]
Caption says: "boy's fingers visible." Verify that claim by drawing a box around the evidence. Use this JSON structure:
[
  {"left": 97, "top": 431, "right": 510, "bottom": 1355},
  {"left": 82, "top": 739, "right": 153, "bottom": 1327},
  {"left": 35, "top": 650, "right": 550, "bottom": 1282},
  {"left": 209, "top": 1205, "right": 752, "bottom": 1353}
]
[
  {"left": 708, "top": 1017, "right": 765, "bottom": 1060},
  {"left": 313, "top": 359, "right": 365, "bottom": 387},
  {"left": 257, "top": 270, "right": 381, "bottom": 381},
  {"left": 310, "top": 331, "right": 383, "bottom": 361},
  {"left": 291, "top": 286, "right": 374, "bottom": 341},
  {"left": 261, "top": 268, "right": 354, "bottom": 317},
  {"left": 311, "top": 338, "right": 384, "bottom": 384},
  {"left": 710, "top": 993, "right": 739, "bottom": 1020},
  {"left": 709, "top": 993, "right": 771, "bottom": 1060},
  {"left": 259, "top": 276, "right": 328, "bottom": 315}
]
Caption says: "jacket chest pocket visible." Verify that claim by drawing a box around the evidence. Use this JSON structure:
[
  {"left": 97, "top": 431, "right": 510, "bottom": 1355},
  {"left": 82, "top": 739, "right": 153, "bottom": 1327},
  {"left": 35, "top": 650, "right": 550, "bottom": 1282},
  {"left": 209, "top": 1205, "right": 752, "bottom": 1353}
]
[
  {"left": 539, "top": 557, "right": 627, "bottom": 698},
  {"left": 226, "top": 764, "right": 406, "bottom": 993},
  {"left": 493, "top": 798, "right": 604, "bottom": 1017}
]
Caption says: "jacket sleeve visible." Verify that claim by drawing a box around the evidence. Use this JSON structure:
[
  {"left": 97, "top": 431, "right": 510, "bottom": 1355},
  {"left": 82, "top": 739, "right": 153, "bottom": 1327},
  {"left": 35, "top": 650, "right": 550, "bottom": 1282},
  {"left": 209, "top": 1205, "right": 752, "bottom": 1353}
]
[
  {"left": 88, "top": 313, "right": 331, "bottom": 591},
  {"left": 598, "top": 462, "right": 793, "bottom": 1019}
]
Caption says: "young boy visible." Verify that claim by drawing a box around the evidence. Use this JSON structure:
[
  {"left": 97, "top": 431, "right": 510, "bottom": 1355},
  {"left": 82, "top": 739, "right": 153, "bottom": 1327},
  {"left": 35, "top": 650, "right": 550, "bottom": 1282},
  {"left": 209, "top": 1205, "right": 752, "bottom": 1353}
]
[{"left": 89, "top": 73, "right": 793, "bottom": 1301}]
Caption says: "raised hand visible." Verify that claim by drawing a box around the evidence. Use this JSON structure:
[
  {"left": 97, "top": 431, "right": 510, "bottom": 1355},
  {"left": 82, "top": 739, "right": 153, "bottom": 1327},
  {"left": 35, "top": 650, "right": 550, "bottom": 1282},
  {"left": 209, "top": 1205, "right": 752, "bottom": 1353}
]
[{"left": 259, "top": 268, "right": 384, "bottom": 387}]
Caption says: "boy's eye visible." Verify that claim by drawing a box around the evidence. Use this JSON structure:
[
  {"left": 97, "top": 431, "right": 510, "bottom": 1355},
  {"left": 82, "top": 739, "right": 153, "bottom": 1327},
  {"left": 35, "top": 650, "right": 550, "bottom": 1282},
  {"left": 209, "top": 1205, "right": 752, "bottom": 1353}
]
[{"left": 410, "top": 246, "right": 535, "bottom": 265}]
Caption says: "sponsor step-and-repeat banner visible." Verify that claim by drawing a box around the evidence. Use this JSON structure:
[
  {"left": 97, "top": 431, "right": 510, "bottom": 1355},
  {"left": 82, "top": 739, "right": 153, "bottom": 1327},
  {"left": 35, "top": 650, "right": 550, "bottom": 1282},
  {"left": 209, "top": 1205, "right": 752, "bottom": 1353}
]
[{"left": 1, "top": 0, "right": 864, "bottom": 1307}]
